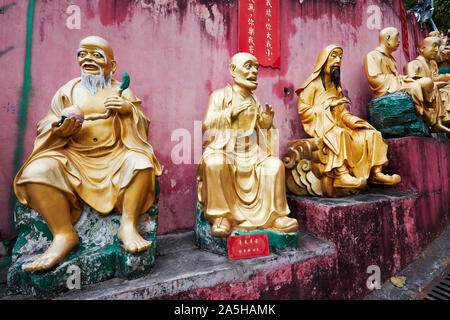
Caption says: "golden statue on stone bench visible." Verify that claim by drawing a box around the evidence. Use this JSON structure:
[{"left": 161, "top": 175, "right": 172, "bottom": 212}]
[
  {"left": 13, "top": 36, "right": 162, "bottom": 272},
  {"left": 405, "top": 36, "right": 450, "bottom": 127},
  {"left": 364, "top": 27, "right": 450, "bottom": 135},
  {"left": 196, "top": 52, "right": 298, "bottom": 237},
  {"left": 284, "top": 45, "right": 400, "bottom": 197}
]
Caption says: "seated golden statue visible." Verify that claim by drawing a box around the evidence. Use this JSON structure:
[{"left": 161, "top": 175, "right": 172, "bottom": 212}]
[
  {"left": 196, "top": 52, "right": 298, "bottom": 237},
  {"left": 14, "top": 36, "right": 162, "bottom": 271},
  {"left": 406, "top": 36, "right": 450, "bottom": 126},
  {"left": 429, "top": 31, "right": 450, "bottom": 69},
  {"left": 364, "top": 27, "right": 450, "bottom": 134},
  {"left": 286, "top": 45, "right": 400, "bottom": 197}
]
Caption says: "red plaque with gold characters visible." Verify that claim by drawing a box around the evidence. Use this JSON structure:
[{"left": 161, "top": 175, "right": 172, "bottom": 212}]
[
  {"left": 238, "top": 0, "right": 280, "bottom": 68},
  {"left": 227, "top": 233, "right": 270, "bottom": 260}
]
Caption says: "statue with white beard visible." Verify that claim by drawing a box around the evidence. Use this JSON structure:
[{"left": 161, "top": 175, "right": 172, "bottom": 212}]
[{"left": 13, "top": 36, "right": 162, "bottom": 272}]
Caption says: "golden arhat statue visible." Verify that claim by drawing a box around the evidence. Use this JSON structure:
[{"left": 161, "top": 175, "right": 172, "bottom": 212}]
[
  {"left": 196, "top": 52, "right": 298, "bottom": 237},
  {"left": 364, "top": 27, "right": 450, "bottom": 134},
  {"left": 13, "top": 36, "right": 162, "bottom": 272},
  {"left": 428, "top": 31, "right": 450, "bottom": 69},
  {"left": 284, "top": 45, "right": 400, "bottom": 197},
  {"left": 405, "top": 36, "right": 450, "bottom": 126}
]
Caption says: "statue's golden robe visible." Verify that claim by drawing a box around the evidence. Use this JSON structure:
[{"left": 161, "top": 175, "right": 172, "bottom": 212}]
[
  {"left": 297, "top": 45, "right": 389, "bottom": 180},
  {"left": 196, "top": 84, "right": 290, "bottom": 229},
  {"left": 364, "top": 47, "right": 443, "bottom": 126},
  {"left": 405, "top": 55, "right": 450, "bottom": 124},
  {"left": 14, "top": 78, "right": 162, "bottom": 223}
]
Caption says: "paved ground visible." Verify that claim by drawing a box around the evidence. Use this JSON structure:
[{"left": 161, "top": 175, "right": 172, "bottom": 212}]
[
  {"left": 1, "top": 225, "right": 448, "bottom": 300},
  {"left": 0, "top": 230, "right": 335, "bottom": 300},
  {"left": 365, "top": 224, "right": 449, "bottom": 300}
]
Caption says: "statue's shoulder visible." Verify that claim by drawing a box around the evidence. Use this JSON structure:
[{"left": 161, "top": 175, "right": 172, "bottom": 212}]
[
  {"left": 209, "top": 86, "right": 228, "bottom": 101},
  {"left": 57, "top": 77, "right": 81, "bottom": 95},
  {"left": 366, "top": 49, "right": 380, "bottom": 59}
]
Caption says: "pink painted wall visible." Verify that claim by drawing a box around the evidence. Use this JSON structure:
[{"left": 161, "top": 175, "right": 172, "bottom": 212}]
[{"left": 0, "top": 0, "right": 427, "bottom": 240}]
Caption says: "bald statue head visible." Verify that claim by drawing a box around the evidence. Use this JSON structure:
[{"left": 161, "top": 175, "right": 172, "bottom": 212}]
[
  {"left": 379, "top": 27, "right": 400, "bottom": 54},
  {"left": 428, "top": 31, "right": 440, "bottom": 38},
  {"left": 77, "top": 36, "right": 117, "bottom": 95},
  {"left": 229, "top": 52, "right": 259, "bottom": 91},
  {"left": 419, "top": 36, "right": 441, "bottom": 61}
]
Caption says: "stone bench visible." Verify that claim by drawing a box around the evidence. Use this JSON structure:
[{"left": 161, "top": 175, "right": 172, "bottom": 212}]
[
  {"left": 366, "top": 92, "right": 431, "bottom": 138},
  {"left": 6, "top": 180, "right": 160, "bottom": 298}
]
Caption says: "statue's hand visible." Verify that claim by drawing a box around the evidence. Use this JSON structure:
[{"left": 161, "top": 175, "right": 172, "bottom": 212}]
[
  {"left": 52, "top": 117, "right": 82, "bottom": 137},
  {"left": 329, "top": 97, "right": 351, "bottom": 108},
  {"left": 231, "top": 102, "right": 252, "bottom": 119},
  {"left": 352, "top": 121, "right": 374, "bottom": 130},
  {"left": 104, "top": 96, "right": 132, "bottom": 116},
  {"left": 263, "top": 103, "right": 275, "bottom": 120}
]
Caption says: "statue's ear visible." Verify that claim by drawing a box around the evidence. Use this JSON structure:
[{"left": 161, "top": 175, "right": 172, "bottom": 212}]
[
  {"left": 111, "top": 60, "right": 117, "bottom": 74},
  {"left": 229, "top": 63, "right": 236, "bottom": 77}
]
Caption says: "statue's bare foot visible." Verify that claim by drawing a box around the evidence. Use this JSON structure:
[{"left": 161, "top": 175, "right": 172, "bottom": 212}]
[
  {"left": 118, "top": 223, "right": 151, "bottom": 253},
  {"left": 24, "top": 231, "right": 79, "bottom": 272},
  {"left": 431, "top": 122, "right": 450, "bottom": 135}
]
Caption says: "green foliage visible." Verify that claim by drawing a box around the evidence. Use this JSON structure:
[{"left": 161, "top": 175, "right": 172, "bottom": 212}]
[{"left": 403, "top": 0, "right": 450, "bottom": 33}]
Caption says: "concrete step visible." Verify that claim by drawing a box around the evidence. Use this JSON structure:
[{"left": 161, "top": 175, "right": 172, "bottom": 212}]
[
  {"left": 287, "top": 187, "right": 448, "bottom": 299},
  {"left": 22, "top": 230, "right": 337, "bottom": 300}
]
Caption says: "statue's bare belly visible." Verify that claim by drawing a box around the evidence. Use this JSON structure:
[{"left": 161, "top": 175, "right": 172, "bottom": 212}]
[{"left": 70, "top": 83, "right": 119, "bottom": 146}]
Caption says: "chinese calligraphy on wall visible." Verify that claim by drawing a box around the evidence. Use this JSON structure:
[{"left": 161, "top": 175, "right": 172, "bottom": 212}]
[{"left": 239, "top": 0, "right": 280, "bottom": 68}]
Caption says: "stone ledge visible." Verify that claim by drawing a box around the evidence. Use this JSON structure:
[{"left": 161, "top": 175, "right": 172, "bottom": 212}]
[
  {"left": 287, "top": 187, "right": 449, "bottom": 299},
  {"left": 25, "top": 230, "right": 337, "bottom": 300}
]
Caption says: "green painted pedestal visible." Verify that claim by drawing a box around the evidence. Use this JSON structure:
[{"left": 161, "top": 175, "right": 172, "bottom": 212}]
[
  {"left": 7, "top": 182, "right": 159, "bottom": 298},
  {"left": 194, "top": 202, "right": 299, "bottom": 256},
  {"left": 367, "top": 92, "right": 431, "bottom": 138}
]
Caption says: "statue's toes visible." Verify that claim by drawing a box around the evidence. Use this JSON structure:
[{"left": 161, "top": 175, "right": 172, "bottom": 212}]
[
  {"left": 125, "top": 242, "right": 138, "bottom": 253},
  {"left": 135, "top": 239, "right": 151, "bottom": 252},
  {"left": 24, "top": 261, "right": 37, "bottom": 272},
  {"left": 24, "top": 257, "right": 47, "bottom": 272}
]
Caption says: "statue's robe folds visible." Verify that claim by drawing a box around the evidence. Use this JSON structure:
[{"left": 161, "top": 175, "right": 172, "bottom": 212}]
[
  {"left": 196, "top": 84, "right": 290, "bottom": 230},
  {"left": 296, "top": 79, "right": 389, "bottom": 181},
  {"left": 406, "top": 55, "right": 450, "bottom": 124},
  {"left": 365, "top": 46, "right": 444, "bottom": 126},
  {"left": 14, "top": 78, "right": 162, "bottom": 224}
]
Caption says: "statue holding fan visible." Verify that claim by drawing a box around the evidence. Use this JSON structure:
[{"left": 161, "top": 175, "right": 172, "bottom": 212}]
[{"left": 13, "top": 36, "right": 162, "bottom": 272}]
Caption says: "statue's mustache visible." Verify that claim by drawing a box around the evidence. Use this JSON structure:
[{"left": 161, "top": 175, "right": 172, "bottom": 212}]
[{"left": 81, "top": 61, "right": 101, "bottom": 72}]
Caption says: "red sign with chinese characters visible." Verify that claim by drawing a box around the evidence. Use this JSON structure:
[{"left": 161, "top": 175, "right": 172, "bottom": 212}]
[
  {"left": 227, "top": 233, "right": 270, "bottom": 260},
  {"left": 400, "top": 0, "right": 410, "bottom": 60},
  {"left": 238, "top": 0, "right": 280, "bottom": 68}
]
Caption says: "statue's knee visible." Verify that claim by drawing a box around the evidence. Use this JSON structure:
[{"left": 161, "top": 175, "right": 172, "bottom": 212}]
[
  {"left": 418, "top": 77, "right": 434, "bottom": 91},
  {"left": 125, "top": 152, "right": 151, "bottom": 169},
  {"left": 21, "top": 158, "right": 60, "bottom": 178}
]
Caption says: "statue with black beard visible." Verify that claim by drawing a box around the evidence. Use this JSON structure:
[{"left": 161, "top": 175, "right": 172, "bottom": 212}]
[{"left": 285, "top": 45, "right": 400, "bottom": 197}]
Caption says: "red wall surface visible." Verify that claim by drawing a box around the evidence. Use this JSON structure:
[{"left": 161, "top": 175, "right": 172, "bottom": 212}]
[{"left": 0, "top": 0, "right": 427, "bottom": 240}]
